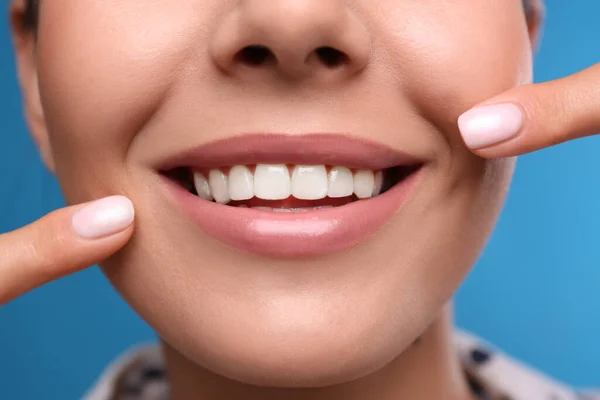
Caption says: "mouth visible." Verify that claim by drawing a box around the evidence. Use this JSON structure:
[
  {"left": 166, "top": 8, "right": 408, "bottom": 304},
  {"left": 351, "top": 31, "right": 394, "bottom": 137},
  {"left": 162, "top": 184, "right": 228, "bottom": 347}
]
[
  {"left": 157, "top": 134, "right": 424, "bottom": 258},
  {"left": 164, "top": 163, "right": 417, "bottom": 211}
]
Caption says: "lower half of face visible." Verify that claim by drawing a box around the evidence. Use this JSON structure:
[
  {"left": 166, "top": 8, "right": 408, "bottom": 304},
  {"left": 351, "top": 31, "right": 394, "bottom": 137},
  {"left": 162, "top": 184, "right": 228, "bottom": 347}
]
[{"left": 35, "top": 0, "right": 531, "bottom": 387}]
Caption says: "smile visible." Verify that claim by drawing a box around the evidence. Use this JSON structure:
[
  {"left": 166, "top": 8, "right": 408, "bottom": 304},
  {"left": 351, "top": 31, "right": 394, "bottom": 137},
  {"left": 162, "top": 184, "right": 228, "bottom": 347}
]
[{"left": 158, "top": 134, "right": 424, "bottom": 258}]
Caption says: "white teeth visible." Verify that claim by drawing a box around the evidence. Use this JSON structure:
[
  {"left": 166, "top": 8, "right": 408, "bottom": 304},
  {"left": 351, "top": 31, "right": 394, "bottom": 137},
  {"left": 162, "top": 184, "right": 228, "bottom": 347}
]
[
  {"left": 228, "top": 165, "right": 254, "bottom": 201},
  {"left": 198, "top": 164, "right": 384, "bottom": 204},
  {"left": 254, "top": 164, "right": 291, "bottom": 200},
  {"left": 373, "top": 170, "right": 384, "bottom": 197},
  {"left": 209, "top": 169, "right": 230, "bottom": 204},
  {"left": 353, "top": 169, "right": 375, "bottom": 199},
  {"left": 327, "top": 166, "right": 354, "bottom": 198},
  {"left": 253, "top": 206, "right": 272, "bottom": 211},
  {"left": 291, "top": 165, "right": 328, "bottom": 200},
  {"left": 193, "top": 172, "right": 213, "bottom": 201}
]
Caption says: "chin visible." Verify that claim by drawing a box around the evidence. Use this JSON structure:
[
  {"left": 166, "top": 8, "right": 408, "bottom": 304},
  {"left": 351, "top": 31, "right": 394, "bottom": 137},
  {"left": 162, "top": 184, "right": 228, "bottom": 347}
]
[
  {"left": 142, "top": 275, "right": 435, "bottom": 389},
  {"left": 173, "top": 317, "right": 419, "bottom": 387}
]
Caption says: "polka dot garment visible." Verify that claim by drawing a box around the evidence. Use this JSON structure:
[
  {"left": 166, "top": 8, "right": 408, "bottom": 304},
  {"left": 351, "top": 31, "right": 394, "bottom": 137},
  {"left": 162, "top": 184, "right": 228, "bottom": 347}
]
[{"left": 83, "top": 331, "right": 600, "bottom": 400}]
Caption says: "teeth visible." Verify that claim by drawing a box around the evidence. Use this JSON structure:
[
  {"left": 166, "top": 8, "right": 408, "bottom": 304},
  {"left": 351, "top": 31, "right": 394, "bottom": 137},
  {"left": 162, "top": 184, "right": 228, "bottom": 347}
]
[
  {"left": 199, "top": 164, "right": 384, "bottom": 203},
  {"left": 228, "top": 165, "right": 254, "bottom": 201},
  {"left": 353, "top": 170, "right": 375, "bottom": 199},
  {"left": 193, "top": 172, "right": 213, "bottom": 201},
  {"left": 291, "top": 165, "right": 328, "bottom": 200},
  {"left": 327, "top": 166, "right": 354, "bottom": 198},
  {"left": 373, "top": 170, "right": 384, "bottom": 197},
  {"left": 209, "top": 169, "right": 230, "bottom": 204},
  {"left": 254, "top": 164, "right": 291, "bottom": 200}
]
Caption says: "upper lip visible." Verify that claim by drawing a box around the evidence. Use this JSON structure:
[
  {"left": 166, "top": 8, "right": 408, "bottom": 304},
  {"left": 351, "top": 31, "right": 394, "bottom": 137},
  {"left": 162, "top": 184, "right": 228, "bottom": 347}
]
[{"left": 157, "top": 133, "right": 425, "bottom": 171}]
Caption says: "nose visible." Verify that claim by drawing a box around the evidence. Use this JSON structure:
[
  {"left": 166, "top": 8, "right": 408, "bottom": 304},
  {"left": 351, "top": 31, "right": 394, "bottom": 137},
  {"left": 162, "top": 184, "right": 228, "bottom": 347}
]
[{"left": 209, "top": 0, "right": 371, "bottom": 80}]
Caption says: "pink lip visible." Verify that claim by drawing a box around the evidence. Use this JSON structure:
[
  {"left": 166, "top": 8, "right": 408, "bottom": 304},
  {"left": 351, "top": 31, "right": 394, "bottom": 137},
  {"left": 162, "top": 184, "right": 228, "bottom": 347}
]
[
  {"left": 157, "top": 133, "right": 422, "bottom": 170},
  {"left": 158, "top": 134, "right": 424, "bottom": 258}
]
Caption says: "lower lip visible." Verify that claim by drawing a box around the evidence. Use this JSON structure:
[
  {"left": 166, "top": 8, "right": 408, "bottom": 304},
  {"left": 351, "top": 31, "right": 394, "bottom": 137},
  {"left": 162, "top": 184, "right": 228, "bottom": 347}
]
[{"left": 162, "top": 170, "right": 421, "bottom": 258}]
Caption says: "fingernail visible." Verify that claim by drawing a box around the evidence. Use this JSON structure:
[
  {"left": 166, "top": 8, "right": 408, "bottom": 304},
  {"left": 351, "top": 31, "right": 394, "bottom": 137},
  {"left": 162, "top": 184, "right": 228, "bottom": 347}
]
[
  {"left": 458, "top": 103, "right": 524, "bottom": 149},
  {"left": 72, "top": 196, "right": 135, "bottom": 239}
]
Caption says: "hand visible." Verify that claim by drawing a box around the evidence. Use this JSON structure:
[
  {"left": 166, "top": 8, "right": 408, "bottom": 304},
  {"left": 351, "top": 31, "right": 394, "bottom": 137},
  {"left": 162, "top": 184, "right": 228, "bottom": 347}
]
[
  {"left": 457, "top": 63, "right": 600, "bottom": 157},
  {"left": 0, "top": 195, "right": 135, "bottom": 305}
]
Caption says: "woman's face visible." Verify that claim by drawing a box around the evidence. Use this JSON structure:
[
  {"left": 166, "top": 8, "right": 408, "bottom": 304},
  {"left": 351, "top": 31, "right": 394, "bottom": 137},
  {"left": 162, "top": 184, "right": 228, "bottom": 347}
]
[{"left": 19, "top": 0, "right": 537, "bottom": 387}]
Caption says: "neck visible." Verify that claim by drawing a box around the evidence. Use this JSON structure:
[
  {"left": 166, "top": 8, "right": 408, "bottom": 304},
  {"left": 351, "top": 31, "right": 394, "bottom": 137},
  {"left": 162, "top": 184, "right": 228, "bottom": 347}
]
[{"left": 162, "top": 304, "right": 474, "bottom": 400}]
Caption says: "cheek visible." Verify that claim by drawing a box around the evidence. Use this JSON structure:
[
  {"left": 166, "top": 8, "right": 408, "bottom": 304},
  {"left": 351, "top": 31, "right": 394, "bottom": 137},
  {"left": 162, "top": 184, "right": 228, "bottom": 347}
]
[
  {"left": 35, "top": 0, "right": 211, "bottom": 202},
  {"left": 382, "top": 4, "right": 531, "bottom": 214},
  {"left": 370, "top": 4, "right": 528, "bottom": 300},
  {"left": 399, "top": 6, "right": 533, "bottom": 135}
]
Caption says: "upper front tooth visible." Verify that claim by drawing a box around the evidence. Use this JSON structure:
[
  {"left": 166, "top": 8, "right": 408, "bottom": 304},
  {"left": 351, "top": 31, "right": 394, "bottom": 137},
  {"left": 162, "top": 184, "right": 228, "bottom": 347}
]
[
  {"left": 353, "top": 169, "right": 375, "bottom": 199},
  {"left": 228, "top": 165, "right": 254, "bottom": 201},
  {"left": 209, "top": 169, "right": 230, "bottom": 204},
  {"left": 327, "top": 166, "right": 354, "bottom": 198},
  {"left": 193, "top": 172, "right": 213, "bottom": 201},
  {"left": 291, "top": 165, "right": 328, "bottom": 200},
  {"left": 254, "top": 164, "right": 291, "bottom": 200}
]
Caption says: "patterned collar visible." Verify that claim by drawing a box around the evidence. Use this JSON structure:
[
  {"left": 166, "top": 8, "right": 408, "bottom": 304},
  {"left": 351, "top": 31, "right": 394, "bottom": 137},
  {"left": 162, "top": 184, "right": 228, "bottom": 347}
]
[{"left": 83, "top": 331, "right": 599, "bottom": 400}]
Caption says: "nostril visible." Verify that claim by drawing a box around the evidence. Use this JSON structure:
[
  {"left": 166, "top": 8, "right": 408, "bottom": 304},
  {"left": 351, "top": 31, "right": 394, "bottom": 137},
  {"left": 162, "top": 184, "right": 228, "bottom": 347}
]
[
  {"left": 235, "top": 45, "right": 276, "bottom": 66},
  {"left": 314, "top": 46, "right": 348, "bottom": 68}
]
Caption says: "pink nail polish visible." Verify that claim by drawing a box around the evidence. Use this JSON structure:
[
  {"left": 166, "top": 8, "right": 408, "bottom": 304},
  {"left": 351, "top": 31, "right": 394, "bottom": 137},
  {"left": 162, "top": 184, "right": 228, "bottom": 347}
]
[
  {"left": 458, "top": 103, "right": 524, "bottom": 149},
  {"left": 71, "top": 196, "right": 135, "bottom": 239}
]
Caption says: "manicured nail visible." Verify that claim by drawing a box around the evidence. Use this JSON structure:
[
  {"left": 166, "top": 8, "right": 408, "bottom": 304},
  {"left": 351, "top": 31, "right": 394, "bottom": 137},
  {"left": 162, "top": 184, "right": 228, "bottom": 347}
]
[
  {"left": 71, "top": 196, "right": 135, "bottom": 239},
  {"left": 458, "top": 103, "right": 524, "bottom": 149}
]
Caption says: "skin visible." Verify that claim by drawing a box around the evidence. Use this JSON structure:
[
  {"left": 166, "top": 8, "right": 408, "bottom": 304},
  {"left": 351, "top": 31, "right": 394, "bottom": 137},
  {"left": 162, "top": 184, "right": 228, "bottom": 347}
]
[{"left": 5, "top": 0, "right": 597, "bottom": 399}]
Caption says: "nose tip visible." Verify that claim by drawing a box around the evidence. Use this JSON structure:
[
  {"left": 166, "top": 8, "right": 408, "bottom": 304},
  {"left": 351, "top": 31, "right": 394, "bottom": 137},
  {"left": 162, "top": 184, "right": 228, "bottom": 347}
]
[{"left": 210, "top": 0, "right": 371, "bottom": 79}]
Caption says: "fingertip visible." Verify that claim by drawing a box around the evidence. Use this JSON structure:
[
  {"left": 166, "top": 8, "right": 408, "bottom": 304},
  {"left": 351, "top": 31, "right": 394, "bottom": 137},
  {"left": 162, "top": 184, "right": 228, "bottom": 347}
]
[
  {"left": 71, "top": 195, "right": 135, "bottom": 239},
  {"left": 458, "top": 103, "right": 524, "bottom": 150}
]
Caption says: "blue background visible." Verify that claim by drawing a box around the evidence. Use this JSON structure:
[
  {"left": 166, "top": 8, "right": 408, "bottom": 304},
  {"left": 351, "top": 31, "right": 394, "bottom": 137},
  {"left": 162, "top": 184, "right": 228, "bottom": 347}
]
[{"left": 1, "top": 1, "right": 600, "bottom": 398}]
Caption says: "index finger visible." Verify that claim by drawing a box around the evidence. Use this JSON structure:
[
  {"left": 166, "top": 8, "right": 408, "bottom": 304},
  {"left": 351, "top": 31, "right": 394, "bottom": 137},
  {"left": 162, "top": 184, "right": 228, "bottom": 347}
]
[
  {"left": 458, "top": 63, "right": 600, "bottom": 157},
  {"left": 0, "top": 196, "right": 135, "bottom": 305}
]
